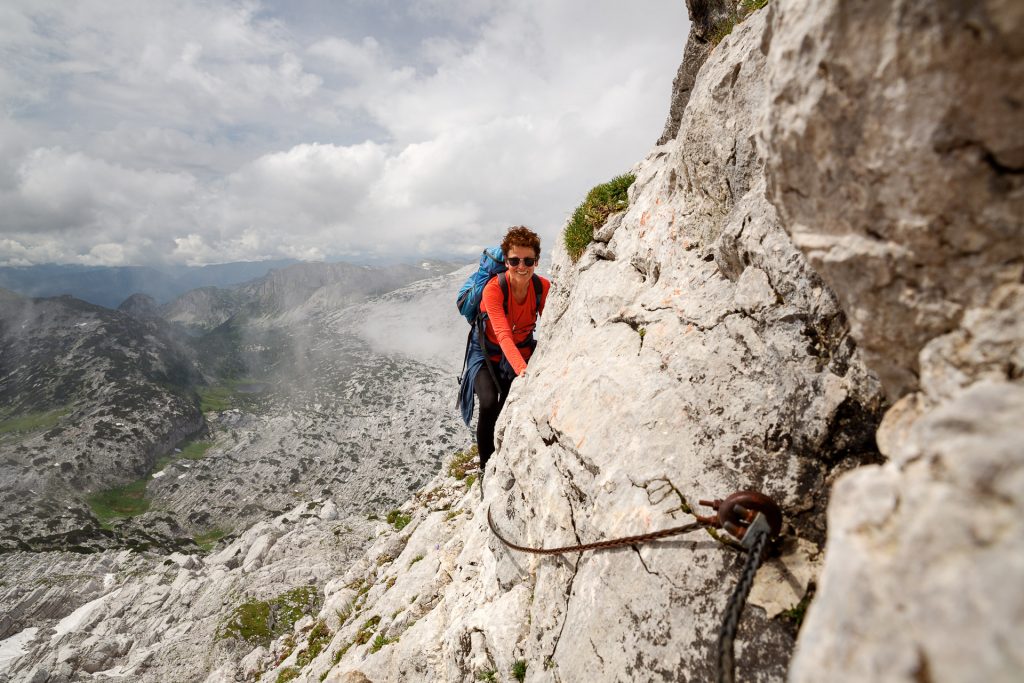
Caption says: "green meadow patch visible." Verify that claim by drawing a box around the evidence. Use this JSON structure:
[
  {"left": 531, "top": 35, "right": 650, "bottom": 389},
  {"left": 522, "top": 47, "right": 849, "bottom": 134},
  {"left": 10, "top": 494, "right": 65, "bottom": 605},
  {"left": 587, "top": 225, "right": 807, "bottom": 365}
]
[
  {"left": 0, "top": 407, "right": 70, "bottom": 436},
  {"left": 198, "top": 379, "right": 271, "bottom": 413},
  {"left": 87, "top": 433, "right": 215, "bottom": 525},
  {"left": 180, "top": 440, "right": 213, "bottom": 460},
  {"left": 193, "top": 528, "right": 228, "bottom": 552},
  {"left": 198, "top": 385, "right": 235, "bottom": 412},
  {"left": 87, "top": 479, "right": 150, "bottom": 525}
]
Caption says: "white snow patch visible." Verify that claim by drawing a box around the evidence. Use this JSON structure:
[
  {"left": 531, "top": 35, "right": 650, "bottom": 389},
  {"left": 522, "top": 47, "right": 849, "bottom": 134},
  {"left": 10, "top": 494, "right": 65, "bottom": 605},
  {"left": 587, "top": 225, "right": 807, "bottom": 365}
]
[
  {"left": 92, "top": 667, "right": 132, "bottom": 678},
  {"left": 51, "top": 592, "right": 114, "bottom": 643},
  {"left": 152, "top": 471, "right": 165, "bottom": 479},
  {"left": 0, "top": 628, "right": 38, "bottom": 671}
]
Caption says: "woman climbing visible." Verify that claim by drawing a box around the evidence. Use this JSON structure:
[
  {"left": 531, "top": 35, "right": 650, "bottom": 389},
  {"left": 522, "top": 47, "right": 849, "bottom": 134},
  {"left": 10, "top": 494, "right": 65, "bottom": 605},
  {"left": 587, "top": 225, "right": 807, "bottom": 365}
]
[{"left": 461, "top": 226, "right": 550, "bottom": 477}]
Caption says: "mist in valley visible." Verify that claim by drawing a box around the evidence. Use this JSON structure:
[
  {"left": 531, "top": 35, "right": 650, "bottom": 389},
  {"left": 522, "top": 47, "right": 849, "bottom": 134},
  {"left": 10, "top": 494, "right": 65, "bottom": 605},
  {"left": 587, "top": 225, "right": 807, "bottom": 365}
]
[{"left": 0, "top": 262, "right": 469, "bottom": 557}]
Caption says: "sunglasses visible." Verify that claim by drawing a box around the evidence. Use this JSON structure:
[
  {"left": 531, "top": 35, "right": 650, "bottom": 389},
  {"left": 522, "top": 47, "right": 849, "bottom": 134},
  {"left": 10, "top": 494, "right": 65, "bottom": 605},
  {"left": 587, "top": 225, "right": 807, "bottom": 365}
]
[{"left": 506, "top": 257, "right": 537, "bottom": 267}]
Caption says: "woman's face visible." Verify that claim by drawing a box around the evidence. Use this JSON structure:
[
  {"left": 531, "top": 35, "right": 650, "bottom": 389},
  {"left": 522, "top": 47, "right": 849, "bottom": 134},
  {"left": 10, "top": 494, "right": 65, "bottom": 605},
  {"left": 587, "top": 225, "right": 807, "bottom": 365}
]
[{"left": 505, "top": 244, "right": 537, "bottom": 284}]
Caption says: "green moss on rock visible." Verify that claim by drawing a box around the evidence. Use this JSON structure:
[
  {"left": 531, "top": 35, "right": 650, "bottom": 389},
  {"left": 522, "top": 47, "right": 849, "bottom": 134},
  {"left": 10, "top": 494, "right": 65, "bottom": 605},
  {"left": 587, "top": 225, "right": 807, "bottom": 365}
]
[
  {"left": 218, "top": 585, "right": 322, "bottom": 647},
  {"left": 296, "top": 620, "right": 332, "bottom": 667}
]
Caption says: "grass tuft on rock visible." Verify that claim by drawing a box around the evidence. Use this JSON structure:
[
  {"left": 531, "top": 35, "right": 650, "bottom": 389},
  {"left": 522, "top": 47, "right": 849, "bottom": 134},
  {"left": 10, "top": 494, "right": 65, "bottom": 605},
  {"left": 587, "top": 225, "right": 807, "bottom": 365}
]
[
  {"left": 218, "top": 585, "right": 321, "bottom": 647},
  {"left": 369, "top": 632, "right": 398, "bottom": 653},
  {"left": 296, "top": 620, "right": 332, "bottom": 667},
  {"left": 512, "top": 660, "right": 528, "bottom": 682},
  {"left": 354, "top": 615, "right": 381, "bottom": 645},
  {"left": 386, "top": 509, "right": 411, "bottom": 531},
  {"left": 710, "top": 0, "right": 770, "bottom": 45},
  {"left": 193, "top": 528, "right": 227, "bottom": 552},
  {"left": 563, "top": 174, "right": 635, "bottom": 262},
  {"left": 447, "top": 446, "right": 478, "bottom": 481}
]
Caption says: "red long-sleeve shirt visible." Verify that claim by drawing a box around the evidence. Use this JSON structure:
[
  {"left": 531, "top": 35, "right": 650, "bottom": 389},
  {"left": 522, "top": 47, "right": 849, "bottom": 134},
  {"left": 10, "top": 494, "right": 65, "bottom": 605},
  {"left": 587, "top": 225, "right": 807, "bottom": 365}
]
[{"left": 481, "top": 275, "right": 550, "bottom": 375}]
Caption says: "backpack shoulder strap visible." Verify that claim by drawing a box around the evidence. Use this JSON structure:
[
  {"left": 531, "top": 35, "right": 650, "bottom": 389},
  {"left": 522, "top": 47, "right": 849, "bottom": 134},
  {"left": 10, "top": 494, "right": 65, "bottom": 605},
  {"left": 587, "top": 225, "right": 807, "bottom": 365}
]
[
  {"left": 498, "top": 272, "right": 510, "bottom": 315},
  {"left": 532, "top": 274, "right": 543, "bottom": 316},
  {"left": 496, "top": 273, "right": 543, "bottom": 316}
]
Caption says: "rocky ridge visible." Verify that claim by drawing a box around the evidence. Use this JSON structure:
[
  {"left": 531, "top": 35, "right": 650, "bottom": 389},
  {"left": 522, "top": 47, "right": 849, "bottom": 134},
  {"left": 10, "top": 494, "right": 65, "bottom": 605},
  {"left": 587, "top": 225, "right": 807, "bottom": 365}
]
[
  {"left": 0, "top": 260, "right": 462, "bottom": 556},
  {"left": 163, "top": 261, "right": 456, "bottom": 332}
]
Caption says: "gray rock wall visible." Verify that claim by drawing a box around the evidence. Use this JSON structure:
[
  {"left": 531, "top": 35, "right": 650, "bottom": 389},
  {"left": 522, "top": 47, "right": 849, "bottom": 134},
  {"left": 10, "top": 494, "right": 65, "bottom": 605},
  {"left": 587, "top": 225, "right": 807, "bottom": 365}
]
[
  {"left": 762, "top": 1, "right": 1024, "bottom": 680},
  {"left": 763, "top": 0, "right": 1024, "bottom": 400}
]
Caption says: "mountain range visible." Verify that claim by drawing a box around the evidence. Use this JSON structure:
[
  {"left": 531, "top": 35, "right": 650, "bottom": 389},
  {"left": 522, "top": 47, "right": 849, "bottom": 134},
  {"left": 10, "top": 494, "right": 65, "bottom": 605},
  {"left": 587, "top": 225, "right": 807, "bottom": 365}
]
[{"left": 0, "top": 259, "right": 462, "bottom": 558}]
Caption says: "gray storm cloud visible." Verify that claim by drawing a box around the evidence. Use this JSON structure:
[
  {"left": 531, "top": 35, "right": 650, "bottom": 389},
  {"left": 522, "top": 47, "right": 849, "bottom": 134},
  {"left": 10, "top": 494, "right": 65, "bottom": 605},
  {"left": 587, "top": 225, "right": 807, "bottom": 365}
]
[{"left": 0, "top": 0, "right": 688, "bottom": 266}]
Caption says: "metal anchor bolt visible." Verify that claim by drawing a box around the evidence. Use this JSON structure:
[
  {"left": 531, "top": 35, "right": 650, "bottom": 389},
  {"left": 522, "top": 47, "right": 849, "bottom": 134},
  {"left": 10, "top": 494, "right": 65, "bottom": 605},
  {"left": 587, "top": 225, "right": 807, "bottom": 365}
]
[{"left": 696, "top": 490, "right": 783, "bottom": 541}]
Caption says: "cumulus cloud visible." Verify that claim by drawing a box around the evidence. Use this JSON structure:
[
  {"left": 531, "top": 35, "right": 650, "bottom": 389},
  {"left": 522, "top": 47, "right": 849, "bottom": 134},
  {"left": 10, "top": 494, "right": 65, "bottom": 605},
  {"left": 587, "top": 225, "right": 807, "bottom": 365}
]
[{"left": 0, "top": 0, "right": 688, "bottom": 266}]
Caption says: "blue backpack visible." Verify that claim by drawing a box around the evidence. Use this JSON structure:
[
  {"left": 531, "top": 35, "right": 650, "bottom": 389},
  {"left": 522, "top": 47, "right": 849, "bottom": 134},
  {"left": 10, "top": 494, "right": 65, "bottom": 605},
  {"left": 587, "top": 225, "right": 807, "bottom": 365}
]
[{"left": 456, "top": 247, "right": 506, "bottom": 324}]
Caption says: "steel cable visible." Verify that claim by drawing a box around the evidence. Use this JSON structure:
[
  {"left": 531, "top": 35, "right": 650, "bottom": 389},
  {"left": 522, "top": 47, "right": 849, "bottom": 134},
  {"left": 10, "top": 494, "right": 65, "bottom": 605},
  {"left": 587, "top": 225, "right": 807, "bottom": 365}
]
[
  {"left": 487, "top": 502, "right": 774, "bottom": 683},
  {"left": 486, "top": 505, "right": 705, "bottom": 555},
  {"left": 716, "top": 522, "right": 769, "bottom": 683}
]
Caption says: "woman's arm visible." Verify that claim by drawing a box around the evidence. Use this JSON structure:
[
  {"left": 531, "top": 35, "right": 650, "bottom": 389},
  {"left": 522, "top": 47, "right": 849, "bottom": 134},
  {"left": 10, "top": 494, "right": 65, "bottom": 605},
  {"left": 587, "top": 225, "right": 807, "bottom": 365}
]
[{"left": 482, "top": 278, "right": 528, "bottom": 375}]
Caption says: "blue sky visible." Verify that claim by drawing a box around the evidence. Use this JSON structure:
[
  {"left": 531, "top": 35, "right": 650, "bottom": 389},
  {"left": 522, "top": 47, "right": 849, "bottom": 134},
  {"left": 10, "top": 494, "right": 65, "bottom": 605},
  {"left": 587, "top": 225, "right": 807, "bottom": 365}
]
[{"left": 0, "top": 0, "right": 688, "bottom": 266}]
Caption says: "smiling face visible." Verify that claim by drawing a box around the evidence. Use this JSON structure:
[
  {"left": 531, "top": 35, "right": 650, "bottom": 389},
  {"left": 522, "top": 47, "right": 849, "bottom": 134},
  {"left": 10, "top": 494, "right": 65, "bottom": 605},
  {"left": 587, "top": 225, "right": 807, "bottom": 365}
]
[{"left": 505, "top": 244, "right": 537, "bottom": 286}]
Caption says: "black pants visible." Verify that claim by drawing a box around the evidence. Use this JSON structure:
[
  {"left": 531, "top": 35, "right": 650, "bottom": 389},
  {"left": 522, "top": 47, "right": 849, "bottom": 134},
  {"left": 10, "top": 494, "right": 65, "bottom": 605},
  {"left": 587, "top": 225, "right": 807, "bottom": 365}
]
[{"left": 475, "top": 365, "right": 512, "bottom": 474}]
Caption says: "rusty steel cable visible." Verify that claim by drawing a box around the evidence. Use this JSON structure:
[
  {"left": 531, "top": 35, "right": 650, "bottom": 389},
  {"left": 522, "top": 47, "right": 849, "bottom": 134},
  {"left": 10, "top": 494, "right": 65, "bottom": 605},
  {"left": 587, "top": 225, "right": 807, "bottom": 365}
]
[
  {"left": 486, "top": 505, "right": 706, "bottom": 555},
  {"left": 487, "top": 493, "right": 781, "bottom": 683}
]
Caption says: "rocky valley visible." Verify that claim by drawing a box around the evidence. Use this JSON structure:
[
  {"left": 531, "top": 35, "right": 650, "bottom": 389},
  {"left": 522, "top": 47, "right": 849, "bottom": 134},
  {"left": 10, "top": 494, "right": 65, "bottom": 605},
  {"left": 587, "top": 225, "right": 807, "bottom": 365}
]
[{"left": 1, "top": 1, "right": 1022, "bottom": 682}]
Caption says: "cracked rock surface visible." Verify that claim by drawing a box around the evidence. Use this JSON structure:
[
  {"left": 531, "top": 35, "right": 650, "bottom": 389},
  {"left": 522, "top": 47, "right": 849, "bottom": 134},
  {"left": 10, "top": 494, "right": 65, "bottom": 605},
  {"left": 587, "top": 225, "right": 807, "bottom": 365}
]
[{"left": 765, "top": 2, "right": 1024, "bottom": 681}]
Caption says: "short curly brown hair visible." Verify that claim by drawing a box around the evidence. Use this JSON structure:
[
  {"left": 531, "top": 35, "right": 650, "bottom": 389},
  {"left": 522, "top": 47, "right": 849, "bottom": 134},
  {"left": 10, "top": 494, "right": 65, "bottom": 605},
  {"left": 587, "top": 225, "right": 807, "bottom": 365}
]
[{"left": 501, "top": 225, "right": 541, "bottom": 258}]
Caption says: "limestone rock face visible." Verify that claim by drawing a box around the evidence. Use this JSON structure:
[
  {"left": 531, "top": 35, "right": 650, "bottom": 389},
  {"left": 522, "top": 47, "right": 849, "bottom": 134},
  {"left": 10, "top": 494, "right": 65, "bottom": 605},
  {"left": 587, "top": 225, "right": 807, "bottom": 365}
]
[
  {"left": 762, "top": 0, "right": 1024, "bottom": 399},
  {"left": 657, "top": 0, "right": 735, "bottom": 144},
  {"left": 789, "top": 382, "right": 1024, "bottom": 681},
  {"left": 761, "top": 2, "right": 1024, "bottom": 681}
]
